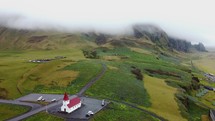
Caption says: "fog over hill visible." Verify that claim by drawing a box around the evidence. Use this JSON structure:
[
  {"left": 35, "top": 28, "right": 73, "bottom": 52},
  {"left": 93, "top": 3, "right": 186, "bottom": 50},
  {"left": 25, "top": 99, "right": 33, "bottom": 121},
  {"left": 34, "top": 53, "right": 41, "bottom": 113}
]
[
  {"left": 0, "top": 0, "right": 214, "bottom": 47},
  {"left": 0, "top": 23, "right": 207, "bottom": 52}
]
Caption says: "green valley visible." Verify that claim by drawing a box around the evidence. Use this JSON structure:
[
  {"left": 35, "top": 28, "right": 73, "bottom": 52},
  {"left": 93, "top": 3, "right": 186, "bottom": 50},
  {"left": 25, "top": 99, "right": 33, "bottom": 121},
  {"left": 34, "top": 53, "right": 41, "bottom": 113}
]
[{"left": 0, "top": 25, "right": 214, "bottom": 121}]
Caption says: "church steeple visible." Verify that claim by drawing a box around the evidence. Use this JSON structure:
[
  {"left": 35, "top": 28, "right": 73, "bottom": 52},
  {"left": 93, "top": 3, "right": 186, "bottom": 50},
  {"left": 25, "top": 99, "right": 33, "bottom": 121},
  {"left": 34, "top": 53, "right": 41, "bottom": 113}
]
[{"left": 63, "top": 92, "right": 69, "bottom": 101}]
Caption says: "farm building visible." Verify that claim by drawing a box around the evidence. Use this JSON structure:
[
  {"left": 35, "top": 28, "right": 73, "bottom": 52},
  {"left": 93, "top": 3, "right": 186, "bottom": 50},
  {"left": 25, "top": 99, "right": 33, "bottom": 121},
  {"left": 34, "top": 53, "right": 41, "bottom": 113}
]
[{"left": 61, "top": 93, "right": 82, "bottom": 113}]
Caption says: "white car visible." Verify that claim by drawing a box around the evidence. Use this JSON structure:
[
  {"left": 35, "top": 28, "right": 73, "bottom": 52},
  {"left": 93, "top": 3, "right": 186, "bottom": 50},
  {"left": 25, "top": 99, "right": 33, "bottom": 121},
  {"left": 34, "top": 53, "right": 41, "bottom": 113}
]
[
  {"left": 101, "top": 99, "right": 105, "bottom": 106},
  {"left": 37, "top": 96, "right": 43, "bottom": 101},
  {"left": 86, "top": 111, "right": 94, "bottom": 117},
  {"left": 51, "top": 99, "right": 56, "bottom": 102}
]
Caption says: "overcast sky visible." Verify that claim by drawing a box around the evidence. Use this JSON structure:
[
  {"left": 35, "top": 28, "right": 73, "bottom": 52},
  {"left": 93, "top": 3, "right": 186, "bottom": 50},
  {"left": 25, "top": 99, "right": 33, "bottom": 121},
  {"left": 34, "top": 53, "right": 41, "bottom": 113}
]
[{"left": 0, "top": 0, "right": 215, "bottom": 47}]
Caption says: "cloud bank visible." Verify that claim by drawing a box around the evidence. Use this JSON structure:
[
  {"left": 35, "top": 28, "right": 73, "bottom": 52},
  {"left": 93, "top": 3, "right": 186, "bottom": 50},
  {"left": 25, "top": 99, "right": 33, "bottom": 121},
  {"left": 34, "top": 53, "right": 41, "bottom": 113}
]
[{"left": 0, "top": 0, "right": 215, "bottom": 46}]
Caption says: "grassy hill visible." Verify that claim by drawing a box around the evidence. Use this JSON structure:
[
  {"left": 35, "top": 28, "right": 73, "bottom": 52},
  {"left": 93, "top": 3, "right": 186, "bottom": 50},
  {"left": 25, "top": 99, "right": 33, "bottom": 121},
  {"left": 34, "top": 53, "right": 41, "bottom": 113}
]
[
  {"left": 0, "top": 27, "right": 98, "bottom": 50},
  {"left": 0, "top": 25, "right": 212, "bottom": 121}
]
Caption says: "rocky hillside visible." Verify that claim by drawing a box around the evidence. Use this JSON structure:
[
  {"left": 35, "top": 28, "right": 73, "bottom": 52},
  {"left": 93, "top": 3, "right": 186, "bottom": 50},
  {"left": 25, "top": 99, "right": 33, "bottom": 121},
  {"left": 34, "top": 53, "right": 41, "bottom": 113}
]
[
  {"left": 133, "top": 24, "right": 169, "bottom": 47},
  {"left": 132, "top": 24, "right": 207, "bottom": 52},
  {"left": 0, "top": 25, "right": 207, "bottom": 52}
]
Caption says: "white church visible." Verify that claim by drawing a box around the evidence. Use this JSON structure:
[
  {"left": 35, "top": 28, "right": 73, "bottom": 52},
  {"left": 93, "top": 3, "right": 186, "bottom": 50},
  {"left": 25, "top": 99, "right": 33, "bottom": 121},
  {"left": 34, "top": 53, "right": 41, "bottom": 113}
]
[{"left": 61, "top": 92, "right": 82, "bottom": 113}]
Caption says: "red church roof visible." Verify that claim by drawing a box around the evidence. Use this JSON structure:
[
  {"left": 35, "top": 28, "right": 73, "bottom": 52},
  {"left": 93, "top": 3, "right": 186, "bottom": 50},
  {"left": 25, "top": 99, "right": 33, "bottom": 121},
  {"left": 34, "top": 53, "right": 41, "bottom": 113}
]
[
  {"left": 67, "top": 97, "right": 81, "bottom": 108},
  {"left": 63, "top": 92, "right": 69, "bottom": 101}
]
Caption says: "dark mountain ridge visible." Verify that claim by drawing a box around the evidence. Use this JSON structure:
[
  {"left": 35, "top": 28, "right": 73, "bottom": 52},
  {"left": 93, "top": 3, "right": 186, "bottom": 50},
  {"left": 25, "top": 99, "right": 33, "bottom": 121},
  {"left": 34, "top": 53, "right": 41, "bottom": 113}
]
[
  {"left": 0, "top": 24, "right": 207, "bottom": 52},
  {"left": 132, "top": 24, "right": 207, "bottom": 52}
]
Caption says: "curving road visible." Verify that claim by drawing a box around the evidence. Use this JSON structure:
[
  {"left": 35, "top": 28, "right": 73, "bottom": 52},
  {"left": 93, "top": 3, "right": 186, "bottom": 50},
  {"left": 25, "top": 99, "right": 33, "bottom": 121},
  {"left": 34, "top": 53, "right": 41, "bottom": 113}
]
[
  {"left": 6, "top": 100, "right": 63, "bottom": 121},
  {"left": 0, "top": 99, "right": 41, "bottom": 111}
]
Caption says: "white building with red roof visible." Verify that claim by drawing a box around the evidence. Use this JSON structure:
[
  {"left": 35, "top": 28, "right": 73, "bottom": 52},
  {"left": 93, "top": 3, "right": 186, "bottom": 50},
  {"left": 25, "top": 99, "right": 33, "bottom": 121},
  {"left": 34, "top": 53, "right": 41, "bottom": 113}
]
[{"left": 61, "top": 92, "right": 82, "bottom": 113}]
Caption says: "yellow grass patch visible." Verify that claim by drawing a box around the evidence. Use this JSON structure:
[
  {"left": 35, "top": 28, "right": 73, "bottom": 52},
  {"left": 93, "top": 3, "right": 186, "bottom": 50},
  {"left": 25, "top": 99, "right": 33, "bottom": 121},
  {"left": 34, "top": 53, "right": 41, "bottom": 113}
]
[
  {"left": 101, "top": 43, "right": 114, "bottom": 49},
  {"left": 144, "top": 75, "right": 186, "bottom": 121},
  {"left": 193, "top": 58, "right": 215, "bottom": 74},
  {"left": 191, "top": 52, "right": 215, "bottom": 74},
  {"left": 107, "top": 66, "right": 118, "bottom": 70},
  {"left": 102, "top": 56, "right": 121, "bottom": 61},
  {"left": 201, "top": 115, "right": 210, "bottom": 121},
  {"left": 136, "top": 38, "right": 155, "bottom": 45},
  {"left": 18, "top": 60, "right": 78, "bottom": 92},
  {"left": 129, "top": 47, "right": 152, "bottom": 54}
]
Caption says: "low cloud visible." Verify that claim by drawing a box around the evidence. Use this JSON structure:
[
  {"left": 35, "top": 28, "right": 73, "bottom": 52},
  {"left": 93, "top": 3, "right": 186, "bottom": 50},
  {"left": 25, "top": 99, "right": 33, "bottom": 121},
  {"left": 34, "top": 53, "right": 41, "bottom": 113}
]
[{"left": 0, "top": 0, "right": 215, "bottom": 46}]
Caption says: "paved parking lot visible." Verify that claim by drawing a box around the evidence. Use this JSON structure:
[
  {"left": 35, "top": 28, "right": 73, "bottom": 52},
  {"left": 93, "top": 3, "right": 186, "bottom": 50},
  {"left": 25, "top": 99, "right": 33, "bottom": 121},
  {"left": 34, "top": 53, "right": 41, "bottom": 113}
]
[
  {"left": 49, "top": 96, "right": 109, "bottom": 120},
  {"left": 16, "top": 93, "right": 73, "bottom": 102},
  {"left": 15, "top": 93, "right": 109, "bottom": 120}
]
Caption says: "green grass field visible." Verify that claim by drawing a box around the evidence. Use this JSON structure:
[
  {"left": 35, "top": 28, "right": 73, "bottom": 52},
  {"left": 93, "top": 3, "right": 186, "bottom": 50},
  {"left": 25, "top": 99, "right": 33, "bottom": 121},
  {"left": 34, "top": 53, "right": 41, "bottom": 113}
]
[
  {"left": 86, "top": 47, "right": 191, "bottom": 107},
  {"left": 0, "top": 49, "right": 85, "bottom": 99},
  {"left": 91, "top": 102, "right": 159, "bottom": 121},
  {"left": 0, "top": 104, "right": 30, "bottom": 120},
  {"left": 24, "top": 112, "right": 63, "bottom": 121},
  {"left": 61, "top": 60, "right": 103, "bottom": 94},
  {"left": 85, "top": 61, "right": 151, "bottom": 107},
  {"left": 187, "top": 100, "right": 209, "bottom": 121},
  {"left": 0, "top": 43, "right": 213, "bottom": 121}
]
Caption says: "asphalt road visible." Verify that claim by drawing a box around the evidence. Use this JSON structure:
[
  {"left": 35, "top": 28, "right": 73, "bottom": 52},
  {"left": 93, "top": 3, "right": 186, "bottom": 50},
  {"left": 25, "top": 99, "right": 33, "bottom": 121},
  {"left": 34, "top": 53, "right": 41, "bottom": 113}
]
[
  {"left": 0, "top": 99, "right": 41, "bottom": 111},
  {"left": 7, "top": 100, "right": 63, "bottom": 121}
]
